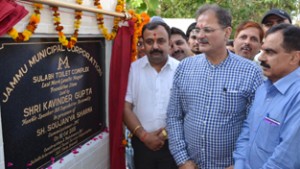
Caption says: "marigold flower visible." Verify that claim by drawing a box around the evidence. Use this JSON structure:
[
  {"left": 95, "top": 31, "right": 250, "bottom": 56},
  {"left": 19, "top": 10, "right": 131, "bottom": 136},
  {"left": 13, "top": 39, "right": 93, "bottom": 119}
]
[{"left": 7, "top": 3, "right": 42, "bottom": 42}]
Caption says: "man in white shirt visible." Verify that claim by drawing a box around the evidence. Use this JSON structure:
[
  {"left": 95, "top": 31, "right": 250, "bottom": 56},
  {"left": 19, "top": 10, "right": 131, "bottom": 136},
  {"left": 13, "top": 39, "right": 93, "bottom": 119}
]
[{"left": 123, "top": 21, "right": 179, "bottom": 169}]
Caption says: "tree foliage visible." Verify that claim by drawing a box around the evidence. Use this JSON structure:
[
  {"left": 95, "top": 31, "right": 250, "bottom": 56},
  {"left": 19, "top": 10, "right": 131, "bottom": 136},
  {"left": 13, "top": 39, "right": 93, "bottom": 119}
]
[{"left": 126, "top": 0, "right": 299, "bottom": 36}]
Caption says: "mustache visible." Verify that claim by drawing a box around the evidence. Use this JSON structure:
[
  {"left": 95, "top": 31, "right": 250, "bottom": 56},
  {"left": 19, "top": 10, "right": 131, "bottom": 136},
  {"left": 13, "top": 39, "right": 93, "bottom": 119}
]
[
  {"left": 260, "top": 61, "right": 271, "bottom": 68},
  {"left": 150, "top": 49, "right": 163, "bottom": 55},
  {"left": 173, "top": 50, "right": 184, "bottom": 55},
  {"left": 198, "top": 38, "right": 209, "bottom": 43}
]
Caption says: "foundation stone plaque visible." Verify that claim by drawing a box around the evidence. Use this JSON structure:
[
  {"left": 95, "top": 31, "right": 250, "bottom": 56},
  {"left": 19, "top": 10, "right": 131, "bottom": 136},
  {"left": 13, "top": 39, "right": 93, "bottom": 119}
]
[{"left": 0, "top": 37, "right": 106, "bottom": 169}]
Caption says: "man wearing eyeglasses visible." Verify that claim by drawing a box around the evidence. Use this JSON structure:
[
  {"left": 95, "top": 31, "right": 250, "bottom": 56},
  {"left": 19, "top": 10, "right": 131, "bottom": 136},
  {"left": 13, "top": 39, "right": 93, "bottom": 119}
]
[
  {"left": 137, "top": 36, "right": 146, "bottom": 59},
  {"left": 166, "top": 4, "right": 263, "bottom": 169}
]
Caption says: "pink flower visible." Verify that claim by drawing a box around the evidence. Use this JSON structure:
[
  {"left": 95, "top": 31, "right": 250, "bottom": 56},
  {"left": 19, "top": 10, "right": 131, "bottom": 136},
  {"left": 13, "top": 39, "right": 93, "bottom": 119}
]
[
  {"left": 51, "top": 157, "right": 55, "bottom": 164},
  {"left": 7, "top": 162, "right": 13, "bottom": 167},
  {"left": 72, "top": 149, "right": 79, "bottom": 154}
]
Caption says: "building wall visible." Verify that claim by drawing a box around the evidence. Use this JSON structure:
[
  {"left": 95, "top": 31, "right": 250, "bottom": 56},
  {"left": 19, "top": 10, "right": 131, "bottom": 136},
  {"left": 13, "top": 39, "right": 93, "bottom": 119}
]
[{"left": 0, "top": 0, "right": 117, "bottom": 168}]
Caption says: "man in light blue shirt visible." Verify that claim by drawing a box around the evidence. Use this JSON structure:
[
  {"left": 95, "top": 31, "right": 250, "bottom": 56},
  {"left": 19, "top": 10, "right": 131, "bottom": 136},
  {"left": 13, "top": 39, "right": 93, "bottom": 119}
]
[
  {"left": 234, "top": 24, "right": 300, "bottom": 169},
  {"left": 166, "top": 4, "right": 263, "bottom": 169}
]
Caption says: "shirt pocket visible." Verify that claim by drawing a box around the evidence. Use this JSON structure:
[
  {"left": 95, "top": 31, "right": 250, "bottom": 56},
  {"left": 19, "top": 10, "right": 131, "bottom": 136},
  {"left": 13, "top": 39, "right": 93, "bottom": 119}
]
[
  {"left": 255, "top": 119, "right": 281, "bottom": 153},
  {"left": 221, "top": 89, "right": 244, "bottom": 115}
]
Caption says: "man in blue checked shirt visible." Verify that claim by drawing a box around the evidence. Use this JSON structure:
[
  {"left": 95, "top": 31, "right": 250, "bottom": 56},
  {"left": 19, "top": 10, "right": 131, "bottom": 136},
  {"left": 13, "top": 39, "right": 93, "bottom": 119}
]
[
  {"left": 166, "top": 4, "right": 263, "bottom": 169},
  {"left": 234, "top": 24, "right": 300, "bottom": 169}
]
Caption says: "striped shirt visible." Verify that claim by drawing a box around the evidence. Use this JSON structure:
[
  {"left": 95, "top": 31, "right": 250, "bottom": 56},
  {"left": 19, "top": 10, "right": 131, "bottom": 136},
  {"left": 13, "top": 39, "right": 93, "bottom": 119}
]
[{"left": 166, "top": 52, "right": 263, "bottom": 169}]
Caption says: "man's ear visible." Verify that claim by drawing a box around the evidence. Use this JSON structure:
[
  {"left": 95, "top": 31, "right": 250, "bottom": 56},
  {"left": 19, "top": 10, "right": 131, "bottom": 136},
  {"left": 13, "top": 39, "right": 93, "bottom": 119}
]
[
  {"left": 224, "top": 27, "right": 232, "bottom": 40},
  {"left": 290, "top": 50, "right": 300, "bottom": 66}
]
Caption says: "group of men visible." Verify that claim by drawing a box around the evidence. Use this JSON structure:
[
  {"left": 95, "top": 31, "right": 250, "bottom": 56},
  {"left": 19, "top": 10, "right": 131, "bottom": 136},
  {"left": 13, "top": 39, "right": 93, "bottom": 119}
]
[
  {"left": 124, "top": 3, "right": 300, "bottom": 169},
  {"left": 137, "top": 18, "right": 201, "bottom": 61}
]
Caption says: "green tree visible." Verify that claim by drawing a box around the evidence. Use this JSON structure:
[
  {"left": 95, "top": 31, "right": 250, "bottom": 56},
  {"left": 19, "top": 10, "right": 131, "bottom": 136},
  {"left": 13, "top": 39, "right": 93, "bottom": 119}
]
[{"left": 126, "top": 0, "right": 299, "bottom": 36}]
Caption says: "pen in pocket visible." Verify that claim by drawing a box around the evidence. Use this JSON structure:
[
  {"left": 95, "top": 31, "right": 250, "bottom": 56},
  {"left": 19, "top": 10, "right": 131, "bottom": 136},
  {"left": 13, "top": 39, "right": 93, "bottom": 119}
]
[{"left": 264, "top": 115, "right": 281, "bottom": 126}]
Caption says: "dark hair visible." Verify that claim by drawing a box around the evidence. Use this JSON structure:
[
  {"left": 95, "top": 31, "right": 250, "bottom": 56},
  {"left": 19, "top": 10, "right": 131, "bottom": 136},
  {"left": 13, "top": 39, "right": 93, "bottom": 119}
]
[
  {"left": 195, "top": 4, "right": 232, "bottom": 28},
  {"left": 142, "top": 21, "right": 171, "bottom": 39},
  {"left": 266, "top": 24, "right": 300, "bottom": 52},
  {"left": 186, "top": 22, "right": 197, "bottom": 38},
  {"left": 171, "top": 27, "right": 188, "bottom": 41},
  {"left": 226, "top": 39, "right": 234, "bottom": 46},
  {"left": 234, "top": 21, "right": 264, "bottom": 43}
]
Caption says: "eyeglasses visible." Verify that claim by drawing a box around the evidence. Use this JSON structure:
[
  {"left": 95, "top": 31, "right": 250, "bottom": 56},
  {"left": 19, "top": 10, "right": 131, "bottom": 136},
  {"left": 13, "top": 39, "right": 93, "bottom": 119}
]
[{"left": 194, "top": 27, "right": 224, "bottom": 34}]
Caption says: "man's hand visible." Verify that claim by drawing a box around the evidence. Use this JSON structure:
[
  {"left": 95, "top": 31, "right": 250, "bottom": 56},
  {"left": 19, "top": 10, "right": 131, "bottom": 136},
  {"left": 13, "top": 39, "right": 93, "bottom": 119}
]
[
  {"left": 179, "top": 160, "right": 198, "bottom": 169},
  {"left": 225, "top": 165, "right": 234, "bottom": 169},
  {"left": 142, "top": 129, "right": 165, "bottom": 151}
]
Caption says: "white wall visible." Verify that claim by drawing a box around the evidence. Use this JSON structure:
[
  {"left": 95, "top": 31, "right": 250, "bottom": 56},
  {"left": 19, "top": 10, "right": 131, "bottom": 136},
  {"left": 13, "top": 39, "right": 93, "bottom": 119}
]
[
  {"left": 164, "top": 18, "right": 196, "bottom": 33},
  {"left": 0, "top": 0, "right": 116, "bottom": 168}
]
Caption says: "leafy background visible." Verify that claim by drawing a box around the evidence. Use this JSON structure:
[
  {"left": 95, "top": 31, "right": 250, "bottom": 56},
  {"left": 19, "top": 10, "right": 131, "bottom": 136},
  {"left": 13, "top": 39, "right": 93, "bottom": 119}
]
[{"left": 126, "top": 0, "right": 300, "bottom": 37}]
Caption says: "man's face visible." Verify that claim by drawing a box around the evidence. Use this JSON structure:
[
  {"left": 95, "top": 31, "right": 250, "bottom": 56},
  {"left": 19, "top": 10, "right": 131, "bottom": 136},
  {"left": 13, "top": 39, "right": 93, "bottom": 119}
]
[
  {"left": 170, "top": 34, "right": 191, "bottom": 61},
  {"left": 259, "top": 31, "right": 294, "bottom": 83},
  {"left": 196, "top": 10, "right": 231, "bottom": 55},
  {"left": 137, "top": 37, "right": 146, "bottom": 58},
  {"left": 262, "top": 15, "right": 290, "bottom": 33},
  {"left": 188, "top": 29, "right": 201, "bottom": 54},
  {"left": 234, "top": 27, "right": 262, "bottom": 60},
  {"left": 143, "top": 25, "right": 170, "bottom": 64}
]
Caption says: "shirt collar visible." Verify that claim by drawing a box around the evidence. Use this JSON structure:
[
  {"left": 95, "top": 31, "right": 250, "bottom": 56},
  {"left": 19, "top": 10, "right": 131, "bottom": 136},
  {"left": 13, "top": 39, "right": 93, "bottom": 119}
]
[
  {"left": 269, "top": 67, "right": 300, "bottom": 94},
  {"left": 204, "top": 50, "right": 232, "bottom": 68}
]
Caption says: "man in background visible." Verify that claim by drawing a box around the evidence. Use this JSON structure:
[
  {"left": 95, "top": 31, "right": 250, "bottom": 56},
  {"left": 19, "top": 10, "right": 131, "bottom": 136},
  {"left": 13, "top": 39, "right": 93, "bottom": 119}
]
[
  {"left": 170, "top": 27, "right": 194, "bottom": 61},
  {"left": 261, "top": 8, "right": 292, "bottom": 33},
  {"left": 137, "top": 36, "right": 146, "bottom": 59},
  {"left": 186, "top": 22, "right": 201, "bottom": 55},
  {"left": 233, "top": 21, "right": 263, "bottom": 60},
  {"left": 226, "top": 39, "right": 235, "bottom": 53},
  {"left": 254, "top": 8, "right": 292, "bottom": 63}
]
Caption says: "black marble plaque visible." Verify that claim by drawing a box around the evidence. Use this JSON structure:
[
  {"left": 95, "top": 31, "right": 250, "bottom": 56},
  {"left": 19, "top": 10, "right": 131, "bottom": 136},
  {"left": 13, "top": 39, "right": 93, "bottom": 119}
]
[{"left": 0, "top": 37, "right": 106, "bottom": 169}]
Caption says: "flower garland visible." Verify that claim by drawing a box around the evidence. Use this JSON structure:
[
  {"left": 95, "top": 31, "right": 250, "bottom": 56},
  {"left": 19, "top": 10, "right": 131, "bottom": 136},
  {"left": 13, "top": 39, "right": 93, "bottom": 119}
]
[
  {"left": 128, "top": 10, "right": 150, "bottom": 61},
  {"left": 7, "top": 3, "right": 43, "bottom": 42},
  {"left": 94, "top": 0, "right": 124, "bottom": 40},
  {"left": 51, "top": 0, "right": 83, "bottom": 48}
]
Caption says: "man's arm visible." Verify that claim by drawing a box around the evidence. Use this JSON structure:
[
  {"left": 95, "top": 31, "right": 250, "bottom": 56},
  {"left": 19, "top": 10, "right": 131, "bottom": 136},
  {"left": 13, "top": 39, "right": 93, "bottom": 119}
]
[
  {"left": 123, "top": 101, "right": 164, "bottom": 151},
  {"left": 166, "top": 66, "right": 191, "bottom": 166},
  {"left": 233, "top": 113, "right": 251, "bottom": 169}
]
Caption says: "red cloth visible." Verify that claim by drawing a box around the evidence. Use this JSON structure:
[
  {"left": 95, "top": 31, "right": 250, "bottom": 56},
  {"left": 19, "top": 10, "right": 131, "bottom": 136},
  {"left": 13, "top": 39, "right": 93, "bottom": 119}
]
[
  {"left": 0, "top": 0, "right": 28, "bottom": 36},
  {"left": 109, "top": 20, "right": 134, "bottom": 169},
  {"left": 0, "top": 0, "right": 15, "bottom": 22}
]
